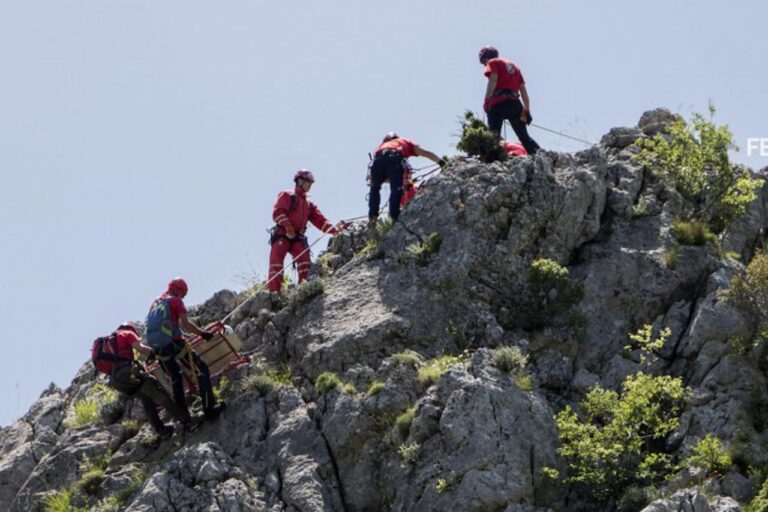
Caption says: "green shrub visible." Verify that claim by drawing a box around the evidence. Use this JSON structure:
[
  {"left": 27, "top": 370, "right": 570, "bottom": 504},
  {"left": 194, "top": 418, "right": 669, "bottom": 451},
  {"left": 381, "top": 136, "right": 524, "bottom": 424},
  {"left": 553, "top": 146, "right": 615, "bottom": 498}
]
[
  {"left": 398, "top": 232, "right": 442, "bottom": 266},
  {"left": 492, "top": 346, "right": 533, "bottom": 390},
  {"left": 395, "top": 405, "right": 417, "bottom": 439},
  {"left": 723, "top": 253, "right": 768, "bottom": 360},
  {"left": 528, "top": 258, "right": 570, "bottom": 285},
  {"left": 663, "top": 248, "right": 679, "bottom": 268},
  {"left": 635, "top": 103, "right": 763, "bottom": 230},
  {"left": 356, "top": 218, "right": 394, "bottom": 257},
  {"left": 115, "top": 467, "right": 147, "bottom": 504},
  {"left": 245, "top": 365, "right": 293, "bottom": 395},
  {"left": 213, "top": 376, "right": 230, "bottom": 402},
  {"left": 79, "top": 467, "right": 105, "bottom": 495},
  {"left": 287, "top": 278, "right": 325, "bottom": 308},
  {"left": 391, "top": 351, "right": 423, "bottom": 368},
  {"left": 747, "top": 477, "right": 768, "bottom": 512},
  {"left": 65, "top": 384, "right": 118, "bottom": 429},
  {"left": 367, "top": 381, "right": 386, "bottom": 396},
  {"left": 686, "top": 434, "right": 732, "bottom": 475},
  {"left": 457, "top": 111, "right": 506, "bottom": 163},
  {"left": 315, "top": 372, "right": 341, "bottom": 395},
  {"left": 492, "top": 346, "right": 528, "bottom": 373},
  {"left": 42, "top": 488, "right": 77, "bottom": 512},
  {"left": 554, "top": 371, "right": 688, "bottom": 501},
  {"left": 398, "top": 442, "right": 421, "bottom": 466},
  {"left": 671, "top": 220, "right": 716, "bottom": 246},
  {"left": 343, "top": 383, "right": 357, "bottom": 395},
  {"left": 90, "top": 496, "right": 121, "bottom": 512},
  {"left": 417, "top": 355, "right": 464, "bottom": 387},
  {"left": 120, "top": 419, "right": 140, "bottom": 439},
  {"left": 521, "top": 258, "right": 583, "bottom": 327},
  {"left": 625, "top": 324, "right": 671, "bottom": 365}
]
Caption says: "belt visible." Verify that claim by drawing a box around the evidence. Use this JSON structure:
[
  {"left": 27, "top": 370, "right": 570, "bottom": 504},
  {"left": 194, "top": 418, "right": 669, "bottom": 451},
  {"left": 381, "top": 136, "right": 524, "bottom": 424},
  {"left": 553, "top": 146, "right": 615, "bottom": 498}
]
[
  {"left": 375, "top": 149, "right": 404, "bottom": 159},
  {"left": 492, "top": 89, "right": 520, "bottom": 100}
]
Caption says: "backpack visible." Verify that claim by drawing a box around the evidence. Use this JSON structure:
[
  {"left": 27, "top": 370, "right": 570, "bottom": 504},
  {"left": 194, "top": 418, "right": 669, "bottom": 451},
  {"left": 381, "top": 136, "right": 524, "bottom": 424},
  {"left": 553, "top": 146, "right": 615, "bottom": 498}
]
[
  {"left": 145, "top": 297, "right": 177, "bottom": 349},
  {"left": 91, "top": 333, "right": 132, "bottom": 375}
]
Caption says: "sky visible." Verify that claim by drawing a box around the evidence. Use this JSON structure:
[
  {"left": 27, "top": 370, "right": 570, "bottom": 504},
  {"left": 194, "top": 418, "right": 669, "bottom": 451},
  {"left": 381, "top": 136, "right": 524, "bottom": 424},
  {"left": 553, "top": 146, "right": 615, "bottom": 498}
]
[{"left": 1, "top": 0, "right": 767, "bottom": 427}]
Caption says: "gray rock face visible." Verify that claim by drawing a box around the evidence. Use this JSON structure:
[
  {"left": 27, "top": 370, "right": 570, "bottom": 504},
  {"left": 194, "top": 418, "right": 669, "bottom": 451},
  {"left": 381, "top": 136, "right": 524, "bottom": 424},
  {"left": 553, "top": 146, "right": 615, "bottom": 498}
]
[{"left": 3, "top": 109, "right": 768, "bottom": 511}]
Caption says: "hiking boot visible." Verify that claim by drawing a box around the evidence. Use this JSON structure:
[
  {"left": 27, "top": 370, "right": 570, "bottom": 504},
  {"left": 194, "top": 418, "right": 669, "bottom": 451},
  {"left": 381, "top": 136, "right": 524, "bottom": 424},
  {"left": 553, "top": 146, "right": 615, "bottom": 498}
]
[
  {"left": 367, "top": 217, "right": 378, "bottom": 230},
  {"left": 157, "top": 424, "right": 174, "bottom": 438},
  {"left": 204, "top": 402, "right": 226, "bottom": 421}
]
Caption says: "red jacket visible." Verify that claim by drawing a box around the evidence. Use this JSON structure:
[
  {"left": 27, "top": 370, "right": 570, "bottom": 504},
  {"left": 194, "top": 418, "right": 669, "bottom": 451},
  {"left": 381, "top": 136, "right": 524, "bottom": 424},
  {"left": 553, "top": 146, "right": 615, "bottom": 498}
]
[{"left": 273, "top": 186, "right": 338, "bottom": 236}]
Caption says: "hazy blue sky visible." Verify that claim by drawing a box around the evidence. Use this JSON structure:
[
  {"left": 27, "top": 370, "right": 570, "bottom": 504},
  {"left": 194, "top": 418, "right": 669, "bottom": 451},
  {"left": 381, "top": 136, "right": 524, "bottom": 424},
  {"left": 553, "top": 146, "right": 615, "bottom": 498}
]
[{"left": 1, "top": 0, "right": 766, "bottom": 426}]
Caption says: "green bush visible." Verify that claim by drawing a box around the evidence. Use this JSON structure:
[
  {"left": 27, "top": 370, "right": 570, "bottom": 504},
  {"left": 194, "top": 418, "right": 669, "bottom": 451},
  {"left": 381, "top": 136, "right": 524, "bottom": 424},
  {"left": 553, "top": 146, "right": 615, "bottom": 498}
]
[
  {"left": 287, "top": 278, "right": 325, "bottom": 308},
  {"left": 521, "top": 258, "right": 583, "bottom": 328},
  {"left": 554, "top": 371, "right": 688, "bottom": 501},
  {"left": 395, "top": 405, "right": 417, "bottom": 439},
  {"left": 625, "top": 324, "right": 671, "bottom": 365},
  {"left": 457, "top": 111, "right": 506, "bottom": 163},
  {"left": 492, "top": 346, "right": 533, "bottom": 390},
  {"left": 528, "top": 258, "right": 570, "bottom": 285},
  {"left": 367, "top": 381, "right": 386, "bottom": 396},
  {"left": 245, "top": 365, "right": 293, "bottom": 395},
  {"left": 64, "top": 384, "right": 118, "bottom": 429},
  {"left": 315, "top": 372, "right": 342, "bottom": 395},
  {"left": 42, "top": 488, "right": 77, "bottom": 512},
  {"left": 663, "top": 248, "right": 679, "bottom": 268},
  {"left": 636, "top": 103, "right": 763, "bottom": 230},
  {"left": 492, "top": 346, "right": 528, "bottom": 373},
  {"left": 417, "top": 355, "right": 465, "bottom": 387},
  {"left": 79, "top": 467, "right": 105, "bottom": 495},
  {"left": 391, "top": 351, "right": 423, "bottom": 368},
  {"left": 398, "top": 442, "right": 421, "bottom": 466},
  {"left": 398, "top": 232, "right": 442, "bottom": 266},
  {"left": 356, "top": 218, "right": 394, "bottom": 257},
  {"left": 212, "top": 376, "right": 230, "bottom": 402},
  {"left": 343, "top": 383, "right": 357, "bottom": 395},
  {"left": 723, "top": 253, "right": 768, "bottom": 362},
  {"left": 686, "top": 434, "right": 732, "bottom": 475},
  {"left": 747, "top": 477, "right": 768, "bottom": 512},
  {"left": 671, "top": 220, "right": 716, "bottom": 246}
]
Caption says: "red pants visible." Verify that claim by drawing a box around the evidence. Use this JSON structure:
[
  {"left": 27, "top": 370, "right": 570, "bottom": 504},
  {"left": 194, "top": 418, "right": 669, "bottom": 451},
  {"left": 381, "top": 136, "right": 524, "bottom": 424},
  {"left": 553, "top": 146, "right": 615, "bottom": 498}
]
[{"left": 268, "top": 238, "right": 311, "bottom": 292}]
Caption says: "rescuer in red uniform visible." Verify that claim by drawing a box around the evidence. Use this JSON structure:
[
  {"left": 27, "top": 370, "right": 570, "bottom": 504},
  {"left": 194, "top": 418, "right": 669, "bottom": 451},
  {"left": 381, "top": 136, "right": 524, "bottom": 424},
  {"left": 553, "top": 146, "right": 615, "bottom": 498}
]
[{"left": 268, "top": 170, "right": 345, "bottom": 293}]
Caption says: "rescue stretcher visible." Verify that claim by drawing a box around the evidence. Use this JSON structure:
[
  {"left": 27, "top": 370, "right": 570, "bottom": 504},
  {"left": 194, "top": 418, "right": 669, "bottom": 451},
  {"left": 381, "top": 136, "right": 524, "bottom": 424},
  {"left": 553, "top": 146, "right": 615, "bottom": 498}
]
[{"left": 147, "top": 321, "right": 248, "bottom": 396}]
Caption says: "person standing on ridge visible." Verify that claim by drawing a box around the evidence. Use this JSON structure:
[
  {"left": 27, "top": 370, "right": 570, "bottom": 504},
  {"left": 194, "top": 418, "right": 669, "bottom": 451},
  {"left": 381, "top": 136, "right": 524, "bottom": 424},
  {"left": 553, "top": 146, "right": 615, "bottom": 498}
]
[
  {"left": 368, "top": 132, "right": 444, "bottom": 226},
  {"left": 97, "top": 322, "right": 191, "bottom": 436},
  {"left": 145, "top": 278, "right": 225, "bottom": 420},
  {"left": 479, "top": 46, "right": 540, "bottom": 155},
  {"left": 268, "top": 170, "right": 346, "bottom": 293}
]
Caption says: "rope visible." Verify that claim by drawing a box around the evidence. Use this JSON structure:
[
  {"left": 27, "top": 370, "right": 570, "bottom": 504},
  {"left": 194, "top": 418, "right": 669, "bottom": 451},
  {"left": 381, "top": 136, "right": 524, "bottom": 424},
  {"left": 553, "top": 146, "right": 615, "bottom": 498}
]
[
  {"left": 530, "top": 123, "right": 595, "bottom": 146},
  {"left": 221, "top": 231, "right": 332, "bottom": 323}
]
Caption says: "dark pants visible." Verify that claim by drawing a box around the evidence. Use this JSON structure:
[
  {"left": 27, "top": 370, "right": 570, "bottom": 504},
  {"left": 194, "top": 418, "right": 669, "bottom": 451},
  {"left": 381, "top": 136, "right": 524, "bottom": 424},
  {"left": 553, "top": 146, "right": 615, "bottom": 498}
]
[
  {"left": 488, "top": 99, "right": 540, "bottom": 155},
  {"left": 369, "top": 152, "right": 405, "bottom": 220},
  {"left": 157, "top": 339, "right": 216, "bottom": 415},
  {"left": 110, "top": 364, "right": 189, "bottom": 433}
]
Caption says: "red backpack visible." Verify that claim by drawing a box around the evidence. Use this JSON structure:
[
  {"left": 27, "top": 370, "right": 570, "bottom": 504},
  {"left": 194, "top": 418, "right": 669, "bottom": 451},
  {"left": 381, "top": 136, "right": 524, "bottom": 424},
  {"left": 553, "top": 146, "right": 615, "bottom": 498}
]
[{"left": 91, "top": 333, "right": 133, "bottom": 375}]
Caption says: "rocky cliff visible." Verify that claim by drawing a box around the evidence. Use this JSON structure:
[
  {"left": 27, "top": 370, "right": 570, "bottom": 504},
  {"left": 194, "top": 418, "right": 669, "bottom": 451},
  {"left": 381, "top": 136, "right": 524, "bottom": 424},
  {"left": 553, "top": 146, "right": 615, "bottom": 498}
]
[{"left": 3, "top": 109, "right": 767, "bottom": 512}]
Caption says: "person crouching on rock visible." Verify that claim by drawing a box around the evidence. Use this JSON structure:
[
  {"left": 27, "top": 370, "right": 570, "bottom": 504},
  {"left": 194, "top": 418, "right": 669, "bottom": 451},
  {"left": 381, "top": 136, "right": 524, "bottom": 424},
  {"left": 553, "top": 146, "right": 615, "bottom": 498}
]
[
  {"left": 368, "top": 132, "right": 444, "bottom": 227},
  {"left": 268, "top": 170, "right": 347, "bottom": 293},
  {"left": 145, "top": 278, "right": 226, "bottom": 421},
  {"left": 103, "top": 323, "right": 191, "bottom": 437}
]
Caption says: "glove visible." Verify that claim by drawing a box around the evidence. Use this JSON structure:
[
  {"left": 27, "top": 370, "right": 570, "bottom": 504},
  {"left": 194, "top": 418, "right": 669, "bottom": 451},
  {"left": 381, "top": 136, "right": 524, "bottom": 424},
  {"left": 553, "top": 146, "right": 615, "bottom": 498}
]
[
  {"left": 438, "top": 159, "right": 447, "bottom": 168},
  {"left": 335, "top": 221, "right": 350, "bottom": 231},
  {"left": 483, "top": 97, "right": 491, "bottom": 114},
  {"left": 520, "top": 109, "right": 532, "bottom": 126},
  {"left": 200, "top": 331, "right": 214, "bottom": 341}
]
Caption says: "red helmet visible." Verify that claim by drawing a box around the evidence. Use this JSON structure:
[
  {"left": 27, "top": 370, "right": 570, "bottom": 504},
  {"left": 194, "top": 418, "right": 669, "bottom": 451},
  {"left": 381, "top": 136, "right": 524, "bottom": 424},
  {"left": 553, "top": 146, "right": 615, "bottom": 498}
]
[
  {"left": 167, "top": 278, "right": 188, "bottom": 297},
  {"left": 383, "top": 131, "right": 399, "bottom": 142},
  {"left": 116, "top": 322, "right": 139, "bottom": 334},
  {"left": 478, "top": 46, "right": 499, "bottom": 63},
  {"left": 293, "top": 169, "right": 315, "bottom": 183}
]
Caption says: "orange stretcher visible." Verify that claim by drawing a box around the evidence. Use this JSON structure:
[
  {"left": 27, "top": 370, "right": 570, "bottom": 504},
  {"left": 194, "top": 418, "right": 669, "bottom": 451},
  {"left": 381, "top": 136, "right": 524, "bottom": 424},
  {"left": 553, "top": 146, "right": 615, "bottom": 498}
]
[{"left": 147, "top": 321, "right": 247, "bottom": 396}]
